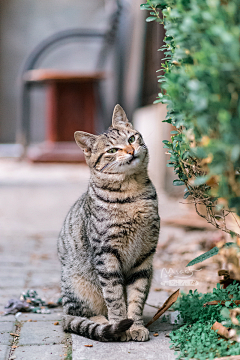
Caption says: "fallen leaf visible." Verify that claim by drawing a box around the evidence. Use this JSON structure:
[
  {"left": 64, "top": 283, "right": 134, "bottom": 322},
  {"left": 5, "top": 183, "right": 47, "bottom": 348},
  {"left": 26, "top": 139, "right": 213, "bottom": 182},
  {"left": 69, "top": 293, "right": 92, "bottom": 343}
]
[
  {"left": 54, "top": 321, "right": 59, "bottom": 325},
  {"left": 212, "top": 321, "right": 229, "bottom": 340},
  {"left": 27, "top": 319, "right": 32, "bottom": 322},
  {"left": 84, "top": 345, "right": 93, "bottom": 347},
  {"left": 204, "top": 300, "right": 240, "bottom": 307},
  {"left": 153, "top": 333, "right": 159, "bottom": 336},
  {"left": 214, "top": 356, "right": 240, "bottom": 360},
  {"left": 146, "top": 289, "right": 180, "bottom": 328},
  {"left": 10, "top": 333, "right": 19, "bottom": 337},
  {"left": 11, "top": 345, "right": 18, "bottom": 348}
]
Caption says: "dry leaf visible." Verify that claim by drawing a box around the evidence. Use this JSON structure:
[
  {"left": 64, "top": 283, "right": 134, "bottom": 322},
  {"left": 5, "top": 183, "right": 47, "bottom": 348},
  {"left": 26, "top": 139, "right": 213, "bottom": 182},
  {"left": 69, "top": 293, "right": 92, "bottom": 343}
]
[
  {"left": 10, "top": 333, "right": 19, "bottom": 337},
  {"left": 214, "top": 356, "right": 240, "bottom": 360},
  {"left": 54, "top": 321, "right": 59, "bottom": 325},
  {"left": 212, "top": 321, "right": 229, "bottom": 340},
  {"left": 146, "top": 289, "right": 180, "bottom": 328},
  {"left": 84, "top": 345, "right": 93, "bottom": 347},
  {"left": 204, "top": 300, "right": 240, "bottom": 307},
  {"left": 27, "top": 319, "right": 32, "bottom": 322},
  {"left": 153, "top": 333, "right": 159, "bottom": 337}
]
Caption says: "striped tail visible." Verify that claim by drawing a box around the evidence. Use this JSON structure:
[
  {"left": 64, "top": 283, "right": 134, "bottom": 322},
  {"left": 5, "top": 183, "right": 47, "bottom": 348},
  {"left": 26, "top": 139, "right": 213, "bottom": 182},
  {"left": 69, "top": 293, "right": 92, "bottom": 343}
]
[{"left": 62, "top": 315, "right": 133, "bottom": 342}]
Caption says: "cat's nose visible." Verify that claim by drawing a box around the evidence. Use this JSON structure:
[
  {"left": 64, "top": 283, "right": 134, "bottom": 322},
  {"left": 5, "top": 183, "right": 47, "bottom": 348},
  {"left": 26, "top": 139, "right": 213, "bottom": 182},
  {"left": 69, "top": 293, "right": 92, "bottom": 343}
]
[{"left": 124, "top": 146, "right": 134, "bottom": 156}]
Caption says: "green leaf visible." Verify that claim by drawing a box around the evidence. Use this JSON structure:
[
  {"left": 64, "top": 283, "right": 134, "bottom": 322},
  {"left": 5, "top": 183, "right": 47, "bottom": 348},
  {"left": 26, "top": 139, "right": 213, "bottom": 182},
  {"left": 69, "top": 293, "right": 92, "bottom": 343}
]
[
  {"left": 192, "top": 175, "right": 210, "bottom": 186},
  {"left": 173, "top": 180, "right": 185, "bottom": 186},
  {"left": 186, "top": 242, "right": 235, "bottom": 267},
  {"left": 183, "top": 191, "right": 190, "bottom": 199},
  {"left": 221, "top": 307, "right": 230, "bottom": 319},
  {"left": 146, "top": 16, "right": 158, "bottom": 22},
  {"left": 225, "top": 301, "right": 232, "bottom": 307},
  {"left": 140, "top": 4, "right": 151, "bottom": 10}
]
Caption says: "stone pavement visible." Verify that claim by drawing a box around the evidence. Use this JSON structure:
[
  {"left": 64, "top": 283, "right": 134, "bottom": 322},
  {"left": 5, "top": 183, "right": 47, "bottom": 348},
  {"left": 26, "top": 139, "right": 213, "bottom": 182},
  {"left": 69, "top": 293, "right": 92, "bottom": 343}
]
[{"left": 0, "top": 159, "right": 189, "bottom": 360}]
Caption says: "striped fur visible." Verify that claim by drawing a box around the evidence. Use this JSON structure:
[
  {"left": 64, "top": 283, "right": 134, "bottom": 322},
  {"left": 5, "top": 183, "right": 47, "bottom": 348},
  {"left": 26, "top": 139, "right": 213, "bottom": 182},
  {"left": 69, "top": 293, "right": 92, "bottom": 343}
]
[{"left": 58, "top": 105, "right": 160, "bottom": 342}]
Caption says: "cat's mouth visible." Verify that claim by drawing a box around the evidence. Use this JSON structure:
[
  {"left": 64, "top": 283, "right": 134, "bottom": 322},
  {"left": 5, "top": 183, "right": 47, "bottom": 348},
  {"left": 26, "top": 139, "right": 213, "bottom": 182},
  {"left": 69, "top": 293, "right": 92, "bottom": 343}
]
[{"left": 126, "top": 155, "right": 138, "bottom": 165}]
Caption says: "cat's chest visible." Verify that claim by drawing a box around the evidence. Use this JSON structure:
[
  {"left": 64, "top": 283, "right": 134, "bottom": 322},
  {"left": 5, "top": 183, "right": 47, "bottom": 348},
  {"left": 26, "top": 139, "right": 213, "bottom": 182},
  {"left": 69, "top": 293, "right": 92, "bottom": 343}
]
[{"left": 89, "top": 198, "right": 159, "bottom": 265}]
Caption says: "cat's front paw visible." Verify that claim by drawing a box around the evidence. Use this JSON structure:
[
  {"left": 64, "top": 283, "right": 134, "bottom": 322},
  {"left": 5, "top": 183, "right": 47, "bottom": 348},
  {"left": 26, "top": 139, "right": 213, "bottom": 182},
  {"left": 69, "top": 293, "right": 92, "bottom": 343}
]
[
  {"left": 128, "top": 325, "right": 149, "bottom": 342},
  {"left": 120, "top": 330, "right": 131, "bottom": 342}
]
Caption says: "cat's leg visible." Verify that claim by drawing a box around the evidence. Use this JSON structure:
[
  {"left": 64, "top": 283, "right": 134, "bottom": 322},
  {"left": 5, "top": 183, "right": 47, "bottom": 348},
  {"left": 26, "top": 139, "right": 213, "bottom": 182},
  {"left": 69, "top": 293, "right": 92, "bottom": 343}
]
[
  {"left": 95, "top": 246, "right": 127, "bottom": 324},
  {"left": 125, "top": 259, "right": 153, "bottom": 341},
  {"left": 62, "top": 287, "right": 133, "bottom": 341}
]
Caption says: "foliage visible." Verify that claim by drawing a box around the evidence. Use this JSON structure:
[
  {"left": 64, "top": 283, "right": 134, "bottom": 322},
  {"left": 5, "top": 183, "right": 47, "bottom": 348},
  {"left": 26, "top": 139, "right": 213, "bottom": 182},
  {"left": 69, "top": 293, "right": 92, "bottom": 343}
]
[
  {"left": 170, "top": 283, "right": 240, "bottom": 359},
  {"left": 141, "top": 0, "right": 240, "bottom": 236}
]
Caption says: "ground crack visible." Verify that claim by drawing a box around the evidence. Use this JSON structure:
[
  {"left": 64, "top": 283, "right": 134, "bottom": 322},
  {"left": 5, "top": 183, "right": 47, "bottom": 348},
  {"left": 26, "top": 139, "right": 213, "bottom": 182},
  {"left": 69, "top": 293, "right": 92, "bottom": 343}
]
[{"left": 8, "top": 320, "right": 22, "bottom": 360}]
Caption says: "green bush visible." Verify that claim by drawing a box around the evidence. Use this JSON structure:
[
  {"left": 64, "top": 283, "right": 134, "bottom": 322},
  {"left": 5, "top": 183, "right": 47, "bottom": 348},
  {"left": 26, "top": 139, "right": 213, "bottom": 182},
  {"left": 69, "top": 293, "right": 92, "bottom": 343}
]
[{"left": 141, "top": 0, "right": 240, "bottom": 233}]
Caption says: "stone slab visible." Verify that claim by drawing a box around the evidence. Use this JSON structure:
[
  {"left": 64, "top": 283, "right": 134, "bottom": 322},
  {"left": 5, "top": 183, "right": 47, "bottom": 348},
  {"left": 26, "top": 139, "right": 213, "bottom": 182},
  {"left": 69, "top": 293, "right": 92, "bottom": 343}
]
[
  {"left": 19, "top": 320, "right": 65, "bottom": 346},
  {"left": 14, "top": 344, "right": 67, "bottom": 360},
  {"left": 27, "top": 272, "right": 60, "bottom": 288},
  {"left": 72, "top": 323, "right": 177, "bottom": 360},
  {"left": 18, "top": 310, "right": 63, "bottom": 322},
  {"left": 0, "top": 276, "right": 26, "bottom": 289},
  {"left": 0, "top": 345, "right": 9, "bottom": 360},
  {"left": 0, "top": 321, "right": 14, "bottom": 345},
  {"left": 0, "top": 313, "right": 15, "bottom": 323}
]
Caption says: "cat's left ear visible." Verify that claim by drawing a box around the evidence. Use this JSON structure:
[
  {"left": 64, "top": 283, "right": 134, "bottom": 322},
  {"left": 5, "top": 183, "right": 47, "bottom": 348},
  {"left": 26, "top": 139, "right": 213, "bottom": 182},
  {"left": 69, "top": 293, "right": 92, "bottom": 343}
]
[
  {"left": 74, "top": 131, "right": 97, "bottom": 157},
  {"left": 112, "top": 104, "right": 132, "bottom": 128}
]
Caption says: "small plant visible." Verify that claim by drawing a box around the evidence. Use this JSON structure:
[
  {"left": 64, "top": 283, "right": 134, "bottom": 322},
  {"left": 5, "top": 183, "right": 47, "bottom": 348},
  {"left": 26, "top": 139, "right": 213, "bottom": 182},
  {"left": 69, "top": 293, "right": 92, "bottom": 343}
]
[{"left": 170, "top": 284, "right": 240, "bottom": 359}]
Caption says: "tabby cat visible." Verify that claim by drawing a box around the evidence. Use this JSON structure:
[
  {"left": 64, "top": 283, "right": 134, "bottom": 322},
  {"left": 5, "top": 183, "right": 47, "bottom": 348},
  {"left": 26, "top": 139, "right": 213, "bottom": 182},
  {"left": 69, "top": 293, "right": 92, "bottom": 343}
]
[{"left": 58, "top": 104, "right": 160, "bottom": 342}]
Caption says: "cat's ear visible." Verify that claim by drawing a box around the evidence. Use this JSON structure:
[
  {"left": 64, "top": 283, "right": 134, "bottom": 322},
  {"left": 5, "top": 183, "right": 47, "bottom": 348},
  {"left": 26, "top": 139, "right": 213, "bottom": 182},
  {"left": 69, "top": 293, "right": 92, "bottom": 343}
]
[
  {"left": 74, "top": 131, "right": 97, "bottom": 157},
  {"left": 112, "top": 104, "right": 132, "bottom": 128}
]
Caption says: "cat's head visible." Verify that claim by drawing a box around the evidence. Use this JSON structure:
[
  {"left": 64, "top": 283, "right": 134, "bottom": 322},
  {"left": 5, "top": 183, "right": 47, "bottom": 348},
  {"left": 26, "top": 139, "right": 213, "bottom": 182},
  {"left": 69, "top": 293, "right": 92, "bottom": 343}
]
[{"left": 74, "top": 105, "right": 148, "bottom": 176}]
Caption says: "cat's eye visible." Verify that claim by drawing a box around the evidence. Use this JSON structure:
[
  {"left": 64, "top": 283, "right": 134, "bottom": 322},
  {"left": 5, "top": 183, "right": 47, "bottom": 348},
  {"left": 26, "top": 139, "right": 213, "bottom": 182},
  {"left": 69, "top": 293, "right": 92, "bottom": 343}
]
[
  {"left": 107, "top": 148, "right": 118, "bottom": 154},
  {"left": 128, "top": 135, "right": 135, "bottom": 144}
]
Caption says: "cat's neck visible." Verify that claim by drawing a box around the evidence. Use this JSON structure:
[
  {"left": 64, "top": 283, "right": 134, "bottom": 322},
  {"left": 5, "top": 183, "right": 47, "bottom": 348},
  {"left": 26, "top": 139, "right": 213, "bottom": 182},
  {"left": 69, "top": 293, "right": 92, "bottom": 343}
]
[{"left": 89, "top": 168, "right": 149, "bottom": 193}]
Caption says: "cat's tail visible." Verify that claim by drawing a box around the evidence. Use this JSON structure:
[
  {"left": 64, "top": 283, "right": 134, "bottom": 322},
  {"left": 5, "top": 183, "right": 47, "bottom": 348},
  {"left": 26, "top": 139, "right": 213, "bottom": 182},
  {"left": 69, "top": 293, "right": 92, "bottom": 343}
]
[{"left": 62, "top": 315, "right": 133, "bottom": 342}]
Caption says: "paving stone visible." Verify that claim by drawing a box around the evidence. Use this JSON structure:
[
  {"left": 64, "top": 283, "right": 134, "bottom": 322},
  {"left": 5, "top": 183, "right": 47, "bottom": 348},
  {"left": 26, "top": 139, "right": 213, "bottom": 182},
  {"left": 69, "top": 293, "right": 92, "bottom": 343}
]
[
  {"left": 19, "top": 320, "right": 65, "bottom": 346},
  {"left": 0, "top": 308, "right": 16, "bottom": 322},
  {"left": 14, "top": 344, "right": 67, "bottom": 360},
  {"left": 0, "top": 345, "right": 9, "bottom": 360},
  {"left": 0, "top": 289, "right": 25, "bottom": 306},
  {"left": 0, "top": 255, "right": 30, "bottom": 266},
  {"left": 18, "top": 309, "right": 63, "bottom": 322},
  {"left": 0, "top": 321, "right": 15, "bottom": 345},
  {"left": 72, "top": 323, "right": 177, "bottom": 360},
  {"left": 27, "top": 272, "right": 60, "bottom": 288},
  {"left": 0, "top": 276, "right": 26, "bottom": 289}
]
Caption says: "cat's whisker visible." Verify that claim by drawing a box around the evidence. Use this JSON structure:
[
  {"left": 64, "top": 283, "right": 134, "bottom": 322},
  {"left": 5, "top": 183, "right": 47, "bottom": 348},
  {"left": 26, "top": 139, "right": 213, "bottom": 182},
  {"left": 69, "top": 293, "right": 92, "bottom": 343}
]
[{"left": 100, "top": 163, "right": 111, "bottom": 172}]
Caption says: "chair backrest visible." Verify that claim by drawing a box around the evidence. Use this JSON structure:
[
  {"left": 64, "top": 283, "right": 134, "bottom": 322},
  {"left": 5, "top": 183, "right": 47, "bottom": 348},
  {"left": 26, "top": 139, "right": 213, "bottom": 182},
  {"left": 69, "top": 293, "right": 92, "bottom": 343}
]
[{"left": 18, "top": 0, "right": 123, "bottom": 147}]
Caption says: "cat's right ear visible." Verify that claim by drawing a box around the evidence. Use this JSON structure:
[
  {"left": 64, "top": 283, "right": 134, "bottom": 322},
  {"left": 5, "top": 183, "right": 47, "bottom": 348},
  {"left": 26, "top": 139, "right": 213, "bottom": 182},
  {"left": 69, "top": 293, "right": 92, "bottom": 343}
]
[{"left": 74, "top": 131, "right": 97, "bottom": 157}]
